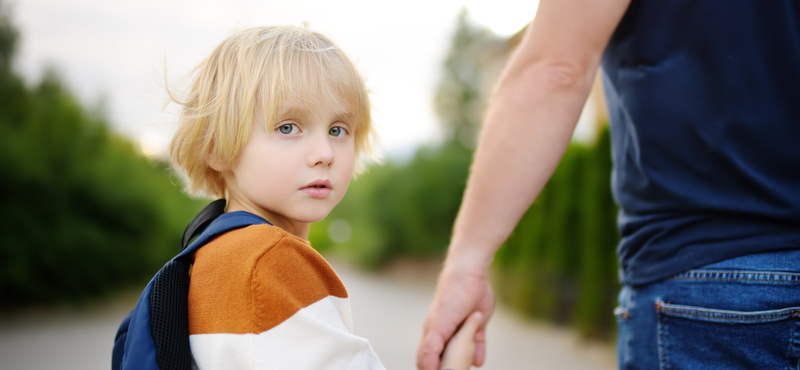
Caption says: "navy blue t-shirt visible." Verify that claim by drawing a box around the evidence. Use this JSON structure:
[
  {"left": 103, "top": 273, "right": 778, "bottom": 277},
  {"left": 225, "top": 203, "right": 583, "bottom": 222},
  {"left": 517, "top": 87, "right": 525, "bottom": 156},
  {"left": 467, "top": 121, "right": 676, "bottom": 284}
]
[{"left": 601, "top": 0, "right": 800, "bottom": 286}]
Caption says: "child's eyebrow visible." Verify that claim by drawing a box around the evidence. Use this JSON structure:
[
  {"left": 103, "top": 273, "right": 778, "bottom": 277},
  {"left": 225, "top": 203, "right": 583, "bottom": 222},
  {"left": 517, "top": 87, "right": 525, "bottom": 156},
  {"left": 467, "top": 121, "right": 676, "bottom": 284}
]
[
  {"left": 334, "top": 110, "right": 356, "bottom": 124},
  {"left": 275, "top": 106, "right": 310, "bottom": 121},
  {"left": 275, "top": 106, "right": 355, "bottom": 124}
]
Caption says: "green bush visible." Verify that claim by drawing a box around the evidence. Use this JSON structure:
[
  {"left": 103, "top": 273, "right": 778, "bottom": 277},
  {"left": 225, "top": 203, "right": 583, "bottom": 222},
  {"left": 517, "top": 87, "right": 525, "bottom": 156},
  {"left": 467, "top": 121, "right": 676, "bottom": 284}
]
[
  {"left": 0, "top": 11, "right": 204, "bottom": 309},
  {"left": 311, "top": 143, "right": 472, "bottom": 267},
  {"left": 493, "top": 129, "right": 619, "bottom": 338},
  {"left": 312, "top": 11, "right": 622, "bottom": 339}
]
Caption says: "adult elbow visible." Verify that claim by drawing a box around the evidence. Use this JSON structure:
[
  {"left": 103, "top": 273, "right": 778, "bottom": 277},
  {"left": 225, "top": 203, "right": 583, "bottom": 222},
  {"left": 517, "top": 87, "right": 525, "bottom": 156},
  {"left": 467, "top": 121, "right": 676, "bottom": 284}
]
[{"left": 522, "top": 59, "right": 591, "bottom": 93}]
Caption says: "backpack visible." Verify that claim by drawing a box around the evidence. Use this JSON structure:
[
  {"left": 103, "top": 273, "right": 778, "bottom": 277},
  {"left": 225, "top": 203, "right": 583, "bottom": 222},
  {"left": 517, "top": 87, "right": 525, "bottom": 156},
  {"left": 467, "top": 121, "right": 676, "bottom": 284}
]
[{"left": 112, "top": 200, "right": 269, "bottom": 370}]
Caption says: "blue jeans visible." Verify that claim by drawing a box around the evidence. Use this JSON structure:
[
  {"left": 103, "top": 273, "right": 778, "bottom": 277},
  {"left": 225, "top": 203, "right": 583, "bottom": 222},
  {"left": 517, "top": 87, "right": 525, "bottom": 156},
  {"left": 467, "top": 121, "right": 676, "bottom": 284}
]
[{"left": 615, "top": 249, "right": 800, "bottom": 370}]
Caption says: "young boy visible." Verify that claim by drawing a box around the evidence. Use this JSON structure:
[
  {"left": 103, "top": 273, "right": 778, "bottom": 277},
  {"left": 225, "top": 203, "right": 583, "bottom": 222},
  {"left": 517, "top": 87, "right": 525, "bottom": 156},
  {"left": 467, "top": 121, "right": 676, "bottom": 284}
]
[{"left": 168, "top": 25, "right": 480, "bottom": 369}]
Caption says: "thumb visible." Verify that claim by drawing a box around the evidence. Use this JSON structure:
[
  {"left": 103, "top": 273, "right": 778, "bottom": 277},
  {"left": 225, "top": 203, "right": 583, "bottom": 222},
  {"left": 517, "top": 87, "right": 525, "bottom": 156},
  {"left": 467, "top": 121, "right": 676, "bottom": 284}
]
[{"left": 461, "top": 311, "right": 483, "bottom": 336}]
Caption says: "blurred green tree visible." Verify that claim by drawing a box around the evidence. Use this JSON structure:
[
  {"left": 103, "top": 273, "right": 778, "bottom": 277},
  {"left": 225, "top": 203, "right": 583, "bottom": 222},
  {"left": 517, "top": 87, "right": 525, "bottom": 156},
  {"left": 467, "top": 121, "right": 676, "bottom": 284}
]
[
  {"left": 493, "top": 129, "right": 619, "bottom": 338},
  {"left": 434, "top": 10, "right": 505, "bottom": 149},
  {"left": 0, "top": 6, "right": 204, "bottom": 310},
  {"left": 312, "top": 10, "right": 620, "bottom": 338},
  {"left": 308, "top": 11, "right": 497, "bottom": 266},
  {"left": 312, "top": 142, "right": 472, "bottom": 267}
]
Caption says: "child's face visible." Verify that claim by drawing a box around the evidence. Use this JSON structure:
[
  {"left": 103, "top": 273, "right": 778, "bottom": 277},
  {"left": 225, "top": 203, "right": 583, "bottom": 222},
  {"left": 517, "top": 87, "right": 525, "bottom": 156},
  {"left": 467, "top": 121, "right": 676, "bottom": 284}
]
[{"left": 223, "top": 96, "right": 356, "bottom": 237}]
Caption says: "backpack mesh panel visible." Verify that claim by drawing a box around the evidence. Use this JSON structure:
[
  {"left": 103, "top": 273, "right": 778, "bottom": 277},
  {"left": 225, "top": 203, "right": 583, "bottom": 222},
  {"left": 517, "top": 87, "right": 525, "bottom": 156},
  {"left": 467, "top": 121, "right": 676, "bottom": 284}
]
[{"left": 150, "top": 260, "right": 192, "bottom": 370}]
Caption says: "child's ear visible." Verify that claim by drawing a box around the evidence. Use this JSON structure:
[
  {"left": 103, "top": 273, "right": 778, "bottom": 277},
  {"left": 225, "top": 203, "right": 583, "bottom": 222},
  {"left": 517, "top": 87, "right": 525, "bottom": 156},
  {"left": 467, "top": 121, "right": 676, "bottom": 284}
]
[{"left": 206, "top": 153, "right": 230, "bottom": 173}]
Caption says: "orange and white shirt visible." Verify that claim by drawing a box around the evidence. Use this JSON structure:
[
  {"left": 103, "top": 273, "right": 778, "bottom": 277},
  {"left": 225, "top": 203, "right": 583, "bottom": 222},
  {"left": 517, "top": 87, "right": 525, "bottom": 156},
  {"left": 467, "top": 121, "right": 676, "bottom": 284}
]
[{"left": 188, "top": 224, "right": 385, "bottom": 369}]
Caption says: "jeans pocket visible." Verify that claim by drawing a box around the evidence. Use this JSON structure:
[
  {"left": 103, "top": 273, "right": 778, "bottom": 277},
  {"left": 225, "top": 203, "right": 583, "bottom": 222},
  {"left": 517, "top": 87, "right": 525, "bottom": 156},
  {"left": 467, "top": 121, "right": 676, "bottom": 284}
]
[{"left": 656, "top": 300, "right": 800, "bottom": 370}]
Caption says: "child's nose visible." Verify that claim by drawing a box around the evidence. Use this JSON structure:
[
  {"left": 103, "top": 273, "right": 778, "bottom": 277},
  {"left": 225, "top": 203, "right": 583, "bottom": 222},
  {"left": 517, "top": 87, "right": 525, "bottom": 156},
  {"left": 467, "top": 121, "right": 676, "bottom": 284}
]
[{"left": 308, "top": 133, "right": 334, "bottom": 167}]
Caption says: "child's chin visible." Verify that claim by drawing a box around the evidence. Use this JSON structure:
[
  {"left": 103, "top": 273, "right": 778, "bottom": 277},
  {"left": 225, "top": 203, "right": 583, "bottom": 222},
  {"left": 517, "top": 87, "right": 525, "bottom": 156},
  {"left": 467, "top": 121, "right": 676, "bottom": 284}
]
[{"left": 302, "top": 212, "right": 332, "bottom": 224}]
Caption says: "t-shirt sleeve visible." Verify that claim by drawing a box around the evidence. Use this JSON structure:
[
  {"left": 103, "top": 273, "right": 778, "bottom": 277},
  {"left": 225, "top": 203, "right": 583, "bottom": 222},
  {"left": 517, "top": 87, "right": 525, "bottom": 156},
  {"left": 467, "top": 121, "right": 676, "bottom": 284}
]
[{"left": 188, "top": 231, "right": 384, "bottom": 370}]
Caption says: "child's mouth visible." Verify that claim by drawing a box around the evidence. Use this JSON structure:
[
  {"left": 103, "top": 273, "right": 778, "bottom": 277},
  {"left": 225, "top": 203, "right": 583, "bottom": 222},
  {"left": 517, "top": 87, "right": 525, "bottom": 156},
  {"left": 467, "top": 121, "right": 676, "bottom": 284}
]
[{"left": 301, "top": 180, "right": 332, "bottom": 198}]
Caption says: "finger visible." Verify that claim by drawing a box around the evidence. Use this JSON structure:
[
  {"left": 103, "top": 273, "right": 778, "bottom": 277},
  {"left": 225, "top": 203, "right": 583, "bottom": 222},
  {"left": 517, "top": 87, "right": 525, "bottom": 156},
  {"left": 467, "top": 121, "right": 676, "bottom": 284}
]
[
  {"left": 472, "top": 285, "right": 494, "bottom": 367},
  {"left": 461, "top": 311, "right": 483, "bottom": 336},
  {"left": 419, "top": 302, "right": 469, "bottom": 369},
  {"left": 472, "top": 317, "right": 487, "bottom": 367},
  {"left": 417, "top": 330, "right": 444, "bottom": 370},
  {"left": 439, "top": 313, "right": 482, "bottom": 370},
  {"left": 473, "top": 342, "right": 486, "bottom": 367}
]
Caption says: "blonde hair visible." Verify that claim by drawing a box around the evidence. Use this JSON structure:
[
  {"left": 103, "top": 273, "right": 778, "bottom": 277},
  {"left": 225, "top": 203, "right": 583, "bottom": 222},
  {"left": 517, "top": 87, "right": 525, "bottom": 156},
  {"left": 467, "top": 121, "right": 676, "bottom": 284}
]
[{"left": 169, "top": 25, "right": 375, "bottom": 198}]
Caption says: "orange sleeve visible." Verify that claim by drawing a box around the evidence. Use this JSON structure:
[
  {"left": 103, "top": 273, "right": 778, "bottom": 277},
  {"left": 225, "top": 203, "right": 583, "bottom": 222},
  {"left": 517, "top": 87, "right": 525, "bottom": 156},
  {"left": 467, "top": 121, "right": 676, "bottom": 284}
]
[{"left": 188, "top": 224, "right": 348, "bottom": 335}]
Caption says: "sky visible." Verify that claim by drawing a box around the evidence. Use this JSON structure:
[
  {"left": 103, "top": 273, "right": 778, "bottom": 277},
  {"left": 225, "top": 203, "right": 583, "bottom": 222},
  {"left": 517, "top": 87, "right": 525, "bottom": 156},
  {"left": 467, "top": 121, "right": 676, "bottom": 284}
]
[{"left": 10, "top": 0, "right": 541, "bottom": 159}]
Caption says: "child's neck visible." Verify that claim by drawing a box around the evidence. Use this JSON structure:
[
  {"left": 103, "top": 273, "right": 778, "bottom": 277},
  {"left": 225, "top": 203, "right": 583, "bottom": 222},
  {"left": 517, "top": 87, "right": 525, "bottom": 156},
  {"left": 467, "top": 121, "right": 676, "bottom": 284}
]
[{"left": 225, "top": 198, "right": 310, "bottom": 239}]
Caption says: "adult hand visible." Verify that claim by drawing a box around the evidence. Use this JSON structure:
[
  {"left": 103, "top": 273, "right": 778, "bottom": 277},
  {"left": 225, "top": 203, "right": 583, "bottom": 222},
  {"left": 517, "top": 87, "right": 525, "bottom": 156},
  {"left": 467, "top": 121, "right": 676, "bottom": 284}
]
[
  {"left": 439, "top": 311, "right": 484, "bottom": 370},
  {"left": 417, "top": 255, "right": 495, "bottom": 370}
]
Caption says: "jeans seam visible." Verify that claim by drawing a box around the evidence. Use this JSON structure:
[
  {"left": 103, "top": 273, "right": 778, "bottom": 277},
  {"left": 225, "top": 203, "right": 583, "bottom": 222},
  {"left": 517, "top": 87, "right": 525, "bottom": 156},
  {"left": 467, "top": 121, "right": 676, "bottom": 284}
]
[
  {"left": 788, "top": 315, "right": 797, "bottom": 370},
  {"left": 622, "top": 287, "right": 633, "bottom": 370},
  {"left": 659, "top": 302, "right": 800, "bottom": 324},
  {"left": 661, "top": 311, "right": 796, "bottom": 323},
  {"left": 673, "top": 270, "right": 800, "bottom": 283},
  {"left": 656, "top": 301, "right": 669, "bottom": 370},
  {"left": 673, "top": 277, "right": 800, "bottom": 283}
]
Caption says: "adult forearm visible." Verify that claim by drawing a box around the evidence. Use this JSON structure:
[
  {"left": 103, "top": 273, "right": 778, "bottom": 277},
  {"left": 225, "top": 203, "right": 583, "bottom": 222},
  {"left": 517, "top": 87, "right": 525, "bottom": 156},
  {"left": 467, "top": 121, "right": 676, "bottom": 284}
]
[
  {"left": 419, "top": 2, "right": 630, "bottom": 368},
  {"left": 448, "top": 58, "right": 597, "bottom": 270}
]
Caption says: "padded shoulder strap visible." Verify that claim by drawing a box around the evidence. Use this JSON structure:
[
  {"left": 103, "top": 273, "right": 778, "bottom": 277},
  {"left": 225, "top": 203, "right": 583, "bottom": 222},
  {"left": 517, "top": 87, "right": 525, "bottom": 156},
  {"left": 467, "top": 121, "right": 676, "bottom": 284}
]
[
  {"left": 115, "top": 203, "right": 271, "bottom": 370},
  {"left": 175, "top": 210, "right": 270, "bottom": 260},
  {"left": 181, "top": 199, "right": 227, "bottom": 251},
  {"left": 147, "top": 207, "right": 269, "bottom": 370}
]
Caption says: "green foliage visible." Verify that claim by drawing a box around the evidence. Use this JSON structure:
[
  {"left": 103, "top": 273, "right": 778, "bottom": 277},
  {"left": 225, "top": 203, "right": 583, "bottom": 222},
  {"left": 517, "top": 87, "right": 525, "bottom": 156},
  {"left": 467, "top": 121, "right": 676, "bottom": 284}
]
[
  {"left": 0, "top": 2, "right": 16, "bottom": 73},
  {"left": 313, "top": 11, "right": 621, "bottom": 339},
  {"left": 310, "top": 143, "right": 472, "bottom": 267},
  {"left": 493, "top": 129, "right": 619, "bottom": 338},
  {"left": 0, "top": 10, "right": 204, "bottom": 309},
  {"left": 311, "top": 11, "right": 498, "bottom": 266}
]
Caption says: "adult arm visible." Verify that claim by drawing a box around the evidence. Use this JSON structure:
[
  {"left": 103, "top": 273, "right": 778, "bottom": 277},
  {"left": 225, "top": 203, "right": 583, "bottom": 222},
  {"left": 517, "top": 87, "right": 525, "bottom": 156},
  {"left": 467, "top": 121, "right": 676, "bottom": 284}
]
[{"left": 416, "top": 0, "right": 630, "bottom": 368}]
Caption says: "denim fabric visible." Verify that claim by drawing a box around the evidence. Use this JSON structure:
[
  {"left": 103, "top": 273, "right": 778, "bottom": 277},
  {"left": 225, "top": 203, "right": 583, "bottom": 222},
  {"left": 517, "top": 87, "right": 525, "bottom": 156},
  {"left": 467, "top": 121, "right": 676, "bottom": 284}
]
[{"left": 615, "top": 249, "right": 800, "bottom": 370}]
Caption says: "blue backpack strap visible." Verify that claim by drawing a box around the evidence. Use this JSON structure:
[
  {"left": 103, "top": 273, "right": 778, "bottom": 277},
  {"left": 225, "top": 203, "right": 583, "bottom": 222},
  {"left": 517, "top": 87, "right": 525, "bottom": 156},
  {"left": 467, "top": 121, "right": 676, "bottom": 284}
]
[
  {"left": 180, "top": 199, "right": 227, "bottom": 252},
  {"left": 112, "top": 312, "right": 132, "bottom": 370},
  {"left": 175, "top": 211, "right": 270, "bottom": 260},
  {"left": 114, "top": 204, "right": 269, "bottom": 370}
]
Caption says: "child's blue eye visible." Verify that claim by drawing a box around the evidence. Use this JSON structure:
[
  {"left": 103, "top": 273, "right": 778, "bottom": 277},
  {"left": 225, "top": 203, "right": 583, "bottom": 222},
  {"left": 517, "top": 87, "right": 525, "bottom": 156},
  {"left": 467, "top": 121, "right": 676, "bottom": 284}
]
[
  {"left": 278, "top": 124, "right": 298, "bottom": 135},
  {"left": 329, "top": 126, "right": 345, "bottom": 137}
]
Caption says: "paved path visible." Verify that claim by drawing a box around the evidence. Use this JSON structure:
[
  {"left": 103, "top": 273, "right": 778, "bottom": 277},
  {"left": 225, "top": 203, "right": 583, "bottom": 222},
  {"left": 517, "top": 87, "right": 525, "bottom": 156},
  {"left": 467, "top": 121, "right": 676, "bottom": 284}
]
[
  {"left": 0, "top": 258, "right": 615, "bottom": 370},
  {"left": 333, "top": 258, "right": 615, "bottom": 370}
]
